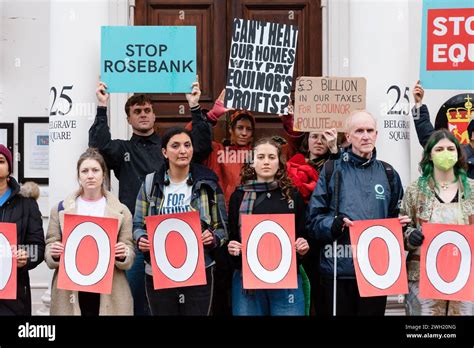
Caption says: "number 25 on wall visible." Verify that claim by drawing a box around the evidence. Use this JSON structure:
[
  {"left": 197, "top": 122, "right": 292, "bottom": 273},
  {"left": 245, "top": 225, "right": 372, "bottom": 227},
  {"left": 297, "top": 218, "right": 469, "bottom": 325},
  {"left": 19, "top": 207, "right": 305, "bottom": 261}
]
[{"left": 49, "top": 85, "right": 74, "bottom": 116}]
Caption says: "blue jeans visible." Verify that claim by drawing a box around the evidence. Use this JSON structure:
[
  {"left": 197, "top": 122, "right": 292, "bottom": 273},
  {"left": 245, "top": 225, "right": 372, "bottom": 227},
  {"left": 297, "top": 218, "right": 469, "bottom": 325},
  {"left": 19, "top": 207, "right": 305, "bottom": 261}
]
[
  {"left": 231, "top": 270, "right": 305, "bottom": 316},
  {"left": 126, "top": 249, "right": 150, "bottom": 315}
]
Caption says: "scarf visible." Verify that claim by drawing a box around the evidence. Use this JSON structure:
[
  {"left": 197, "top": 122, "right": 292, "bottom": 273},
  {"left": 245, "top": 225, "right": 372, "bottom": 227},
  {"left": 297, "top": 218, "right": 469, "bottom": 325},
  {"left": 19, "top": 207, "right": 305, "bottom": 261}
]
[
  {"left": 308, "top": 152, "right": 330, "bottom": 172},
  {"left": 238, "top": 180, "right": 280, "bottom": 218},
  {"left": 237, "top": 180, "right": 279, "bottom": 295}
]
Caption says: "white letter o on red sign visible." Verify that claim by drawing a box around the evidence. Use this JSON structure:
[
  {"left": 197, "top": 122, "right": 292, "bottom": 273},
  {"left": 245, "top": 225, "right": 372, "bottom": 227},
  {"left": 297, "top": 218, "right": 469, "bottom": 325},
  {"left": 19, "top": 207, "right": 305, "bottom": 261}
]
[
  {"left": 246, "top": 220, "right": 292, "bottom": 284},
  {"left": 64, "top": 222, "right": 111, "bottom": 286}
]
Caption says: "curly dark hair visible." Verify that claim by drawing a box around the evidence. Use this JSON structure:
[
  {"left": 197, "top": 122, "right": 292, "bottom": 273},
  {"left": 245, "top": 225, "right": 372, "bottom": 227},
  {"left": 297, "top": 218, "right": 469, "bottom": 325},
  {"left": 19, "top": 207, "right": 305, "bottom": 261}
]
[{"left": 240, "top": 137, "right": 294, "bottom": 202}]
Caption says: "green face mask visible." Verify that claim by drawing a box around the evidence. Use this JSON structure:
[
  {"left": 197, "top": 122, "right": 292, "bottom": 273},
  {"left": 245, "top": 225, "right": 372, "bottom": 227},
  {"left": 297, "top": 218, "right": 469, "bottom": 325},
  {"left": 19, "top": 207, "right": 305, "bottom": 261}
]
[{"left": 432, "top": 150, "right": 457, "bottom": 171}]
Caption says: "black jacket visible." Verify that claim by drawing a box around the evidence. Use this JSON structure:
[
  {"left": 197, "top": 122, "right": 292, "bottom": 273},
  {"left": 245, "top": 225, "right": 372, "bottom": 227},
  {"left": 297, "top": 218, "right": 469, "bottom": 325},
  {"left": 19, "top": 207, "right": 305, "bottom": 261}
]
[
  {"left": 227, "top": 188, "right": 307, "bottom": 270},
  {"left": 89, "top": 106, "right": 212, "bottom": 214},
  {"left": 412, "top": 104, "right": 474, "bottom": 178},
  {"left": 0, "top": 177, "right": 45, "bottom": 315}
]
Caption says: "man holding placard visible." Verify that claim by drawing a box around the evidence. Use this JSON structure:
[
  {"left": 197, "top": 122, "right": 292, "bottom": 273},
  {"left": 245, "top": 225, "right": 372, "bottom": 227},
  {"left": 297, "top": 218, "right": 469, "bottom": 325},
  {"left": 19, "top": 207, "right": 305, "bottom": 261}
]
[
  {"left": 91, "top": 25, "right": 212, "bottom": 315},
  {"left": 307, "top": 110, "right": 406, "bottom": 316}
]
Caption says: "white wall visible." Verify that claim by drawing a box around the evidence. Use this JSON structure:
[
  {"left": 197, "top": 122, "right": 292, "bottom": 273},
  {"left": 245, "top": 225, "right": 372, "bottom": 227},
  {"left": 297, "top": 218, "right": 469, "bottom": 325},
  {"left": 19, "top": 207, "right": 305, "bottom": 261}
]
[{"left": 0, "top": 0, "right": 53, "bottom": 300}]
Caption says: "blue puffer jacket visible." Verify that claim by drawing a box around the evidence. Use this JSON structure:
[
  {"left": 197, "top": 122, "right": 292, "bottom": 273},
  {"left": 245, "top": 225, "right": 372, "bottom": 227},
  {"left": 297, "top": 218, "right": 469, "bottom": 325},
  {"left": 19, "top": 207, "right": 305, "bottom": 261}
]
[{"left": 306, "top": 147, "right": 404, "bottom": 278}]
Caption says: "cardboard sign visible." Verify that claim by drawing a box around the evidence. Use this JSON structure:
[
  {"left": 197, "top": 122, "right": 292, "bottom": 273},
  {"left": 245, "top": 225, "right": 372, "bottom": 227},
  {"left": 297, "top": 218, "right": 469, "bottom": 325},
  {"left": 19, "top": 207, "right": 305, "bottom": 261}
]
[
  {"left": 57, "top": 214, "right": 118, "bottom": 294},
  {"left": 146, "top": 211, "right": 206, "bottom": 290},
  {"left": 101, "top": 26, "right": 196, "bottom": 93},
  {"left": 420, "top": 0, "right": 474, "bottom": 89},
  {"left": 241, "top": 214, "right": 297, "bottom": 289},
  {"left": 349, "top": 219, "right": 408, "bottom": 297},
  {"left": 420, "top": 223, "right": 474, "bottom": 301},
  {"left": 294, "top": 77, "right": 366, "bottom": 132},
  {"left": 0, "top": 223, "right": 17, "bottom": 299},
  {"left": 224, "top": 18, "right": 298, "bottom": 115}
]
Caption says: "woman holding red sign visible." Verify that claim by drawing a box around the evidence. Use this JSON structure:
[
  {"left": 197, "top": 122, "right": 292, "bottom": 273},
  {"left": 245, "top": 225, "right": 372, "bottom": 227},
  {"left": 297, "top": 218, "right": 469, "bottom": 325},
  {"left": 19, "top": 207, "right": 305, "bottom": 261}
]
[
  {"left": 227, "top": 137, "right": 309, "bottom": 316},
  {"left": 0, "top": 145, "right": 45, "bottom": 315},
  {"left": 45, "top": 148, "right": 135, "bottom": 315},
  {"left": 134, "top": 127, "right": 228, "bottom": 316},
  {"left": 401, "top": 129, "right": 474, "bottom": 315}
]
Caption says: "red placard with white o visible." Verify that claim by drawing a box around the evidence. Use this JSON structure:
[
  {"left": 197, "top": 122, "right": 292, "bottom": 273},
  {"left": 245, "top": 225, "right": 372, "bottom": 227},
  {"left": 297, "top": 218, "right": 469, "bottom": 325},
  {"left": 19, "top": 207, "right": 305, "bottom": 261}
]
[
  {"left": 420, "top": 223, "right": 474, "bottom": 301},
  {"left": 241, "top": 214, "right": 296, "bottom": 289},
  {"left": 349, "top": 218, "right": 408, "bottom": 297},
  {"left": 0, "top": 223, "right": 17, "bottom": 299},
  {"left": 57, "top": 214, "right": 118, "bottom": 294},
  {"left": 146, "top": 211, "right": 206, "bottom": 290}
]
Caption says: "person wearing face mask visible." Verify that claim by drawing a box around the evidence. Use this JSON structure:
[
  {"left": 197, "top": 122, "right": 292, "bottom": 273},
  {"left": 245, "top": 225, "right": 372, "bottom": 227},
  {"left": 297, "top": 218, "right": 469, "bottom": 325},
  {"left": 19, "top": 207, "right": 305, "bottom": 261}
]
[
  {"left": 227, "top": 138, "right": 309, "bottom": 316},
  {"left": 400, "top": 129, "right": 474, "bottom": 316},
  {"left": 411, "top": 81, "right": 474, "bottom": 179}
]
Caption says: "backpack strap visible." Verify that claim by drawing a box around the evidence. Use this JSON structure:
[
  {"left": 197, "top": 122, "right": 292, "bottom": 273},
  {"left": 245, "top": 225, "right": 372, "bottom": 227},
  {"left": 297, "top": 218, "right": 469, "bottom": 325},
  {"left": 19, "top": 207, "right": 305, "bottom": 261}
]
[
  {"left": 324, "top": 159, "right": 335, "bottom": 193},
  {"left": 380, "top": 160, "right": 398, "bottom": 216},
  {"left": 144, "top": 172, "right": 156, "bottom": 216}
]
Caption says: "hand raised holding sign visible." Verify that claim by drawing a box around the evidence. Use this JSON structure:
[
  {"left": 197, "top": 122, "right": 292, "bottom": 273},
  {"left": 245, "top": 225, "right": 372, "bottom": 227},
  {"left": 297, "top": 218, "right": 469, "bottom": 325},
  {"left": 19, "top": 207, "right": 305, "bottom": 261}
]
[
  {"left": 413, "top": 80, "right": 424, "bottom": 108},
  {"left": 96, "top": 81, "right": 109, "bottom": 107},
  {"left": 186, "top": 76, "right": 201, "bottom": 108},
  {"left": 324, "top": 128, "right": 338, "bottom": 154}
]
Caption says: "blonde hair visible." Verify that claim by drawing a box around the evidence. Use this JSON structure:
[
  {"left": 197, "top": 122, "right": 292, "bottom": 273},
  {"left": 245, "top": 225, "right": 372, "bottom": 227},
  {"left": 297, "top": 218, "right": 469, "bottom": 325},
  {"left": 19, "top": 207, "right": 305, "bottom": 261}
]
[{"left": 76, "top": 148, "right": 109, "bottom": 196}]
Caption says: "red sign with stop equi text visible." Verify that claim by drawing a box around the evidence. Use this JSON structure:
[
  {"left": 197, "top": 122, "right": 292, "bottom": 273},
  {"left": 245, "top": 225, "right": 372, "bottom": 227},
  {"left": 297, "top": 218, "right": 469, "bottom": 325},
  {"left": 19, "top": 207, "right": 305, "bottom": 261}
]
[{"left": 426, "top": 8, "right": 474, "bottom": 71}]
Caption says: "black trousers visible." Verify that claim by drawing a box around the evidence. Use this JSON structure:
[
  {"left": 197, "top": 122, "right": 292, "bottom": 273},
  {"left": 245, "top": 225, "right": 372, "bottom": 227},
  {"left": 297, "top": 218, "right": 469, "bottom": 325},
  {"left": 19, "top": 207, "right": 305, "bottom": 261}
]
[
  {"left": 145, "top": 266, "right": 214, "bottom": 316},
  {"left": 320, "top": 277, "right": 387, "bottom": 316}
]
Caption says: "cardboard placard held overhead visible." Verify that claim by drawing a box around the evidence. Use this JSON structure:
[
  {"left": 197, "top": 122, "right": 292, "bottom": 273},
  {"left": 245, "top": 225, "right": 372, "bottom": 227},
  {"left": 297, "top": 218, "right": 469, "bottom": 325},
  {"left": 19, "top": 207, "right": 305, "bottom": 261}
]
[
  {"left": 294, "top": 77, "right": 366, "bottom": 132},
  {"left": 0, "top": 223, "right": 17, "bottom": 300},
  {"left": 224, "top": 18, "right": 298, "bottom": 115},
  {"left": 101, "top": 26, "right": 196, "bottom": 93}
]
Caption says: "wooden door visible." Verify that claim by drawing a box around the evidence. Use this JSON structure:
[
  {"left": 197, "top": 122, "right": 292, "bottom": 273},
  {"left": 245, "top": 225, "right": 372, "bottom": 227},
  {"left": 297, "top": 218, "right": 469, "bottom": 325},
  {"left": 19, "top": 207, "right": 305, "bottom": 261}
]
[{"left": 135, "top": 0, "right": 321, "bottom": 141}]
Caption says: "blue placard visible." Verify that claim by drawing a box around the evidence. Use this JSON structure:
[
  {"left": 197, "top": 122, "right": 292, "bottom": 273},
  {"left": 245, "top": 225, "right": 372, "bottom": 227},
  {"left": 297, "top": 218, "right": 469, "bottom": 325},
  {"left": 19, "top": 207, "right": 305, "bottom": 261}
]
[
  {"left": 420, "top": 0, "right": 474, "bottom": 90},
  {"left": 101, "top": 26, "right": 196, "bottom": 93}
]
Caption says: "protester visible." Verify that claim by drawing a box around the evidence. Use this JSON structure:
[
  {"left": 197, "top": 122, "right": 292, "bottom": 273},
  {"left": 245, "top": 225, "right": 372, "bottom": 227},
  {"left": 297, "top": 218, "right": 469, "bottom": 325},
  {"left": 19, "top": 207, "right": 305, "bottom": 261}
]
[
  {"left": 411, "top": 80, "right": 474, "bottom": 178},
  {"left": 0, "top": 145, "right": 45, "bottom": 315},
  {"left": 306, "top": 110, "right": 408, "bottom": 316},
  {"left": 89, "top": 79, "right": 211, "bottom": 315},
  {"left": 286, "top": 128, "right": 338, "bottom": 315},
  {"left": 401, "top": 129, "right": 474, "bottom": 315},
  {"left": 134, "top": 127, "right": 227, "bottom": 315},
  {"left": 227, "top": 138, "right": 309, "bottom": 315},
  {"left": 45, "top": 148, "right": 135, "bottom": 315}
]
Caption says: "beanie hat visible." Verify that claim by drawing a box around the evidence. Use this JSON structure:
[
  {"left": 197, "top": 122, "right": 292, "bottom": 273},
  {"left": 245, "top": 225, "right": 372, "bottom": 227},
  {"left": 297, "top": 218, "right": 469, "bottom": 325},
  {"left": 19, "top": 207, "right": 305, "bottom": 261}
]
[
  {"left": 0, "top": 145, "right": 12, "bottom": 174},
  {"left": 230, "top": 110, "right": 256, "bottom": 130}
]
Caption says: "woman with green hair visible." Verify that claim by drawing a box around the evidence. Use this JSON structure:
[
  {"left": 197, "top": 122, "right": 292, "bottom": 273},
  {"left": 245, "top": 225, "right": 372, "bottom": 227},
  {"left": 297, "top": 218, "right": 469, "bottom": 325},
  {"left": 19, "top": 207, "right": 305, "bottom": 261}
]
[{"left": 401, "top": 129, "right": 474, "bottom": 315}]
